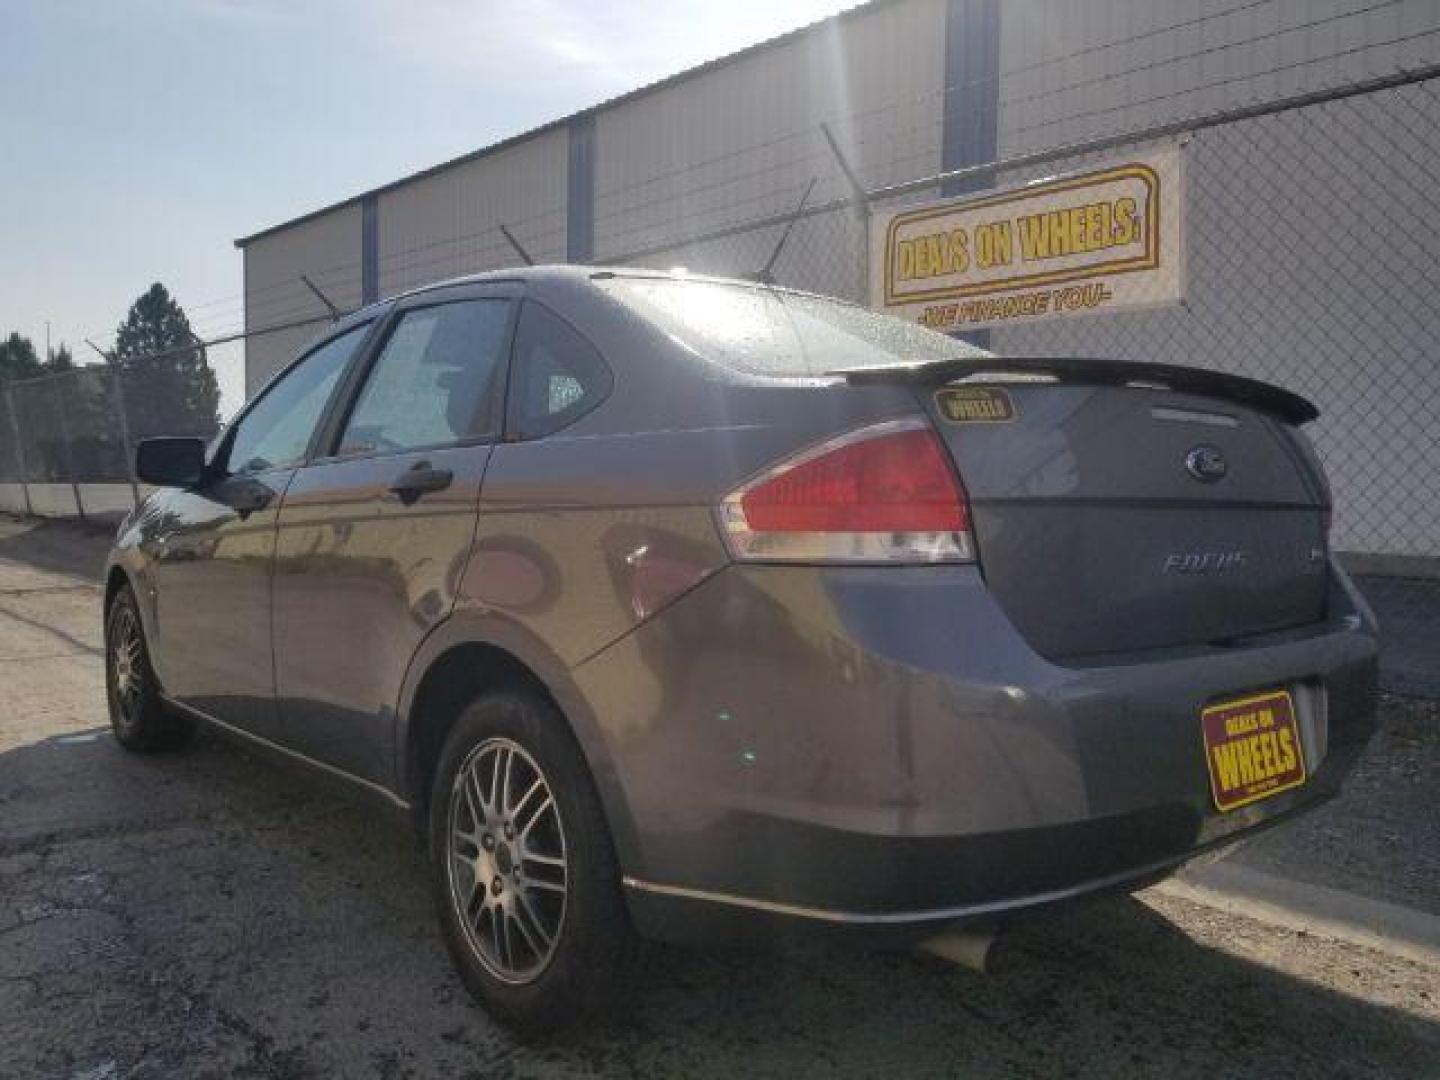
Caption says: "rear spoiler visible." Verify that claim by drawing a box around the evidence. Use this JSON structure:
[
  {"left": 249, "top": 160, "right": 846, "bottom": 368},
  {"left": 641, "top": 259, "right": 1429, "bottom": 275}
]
[{"left": 832, "top": 356, "right": 1319, "bottom": 424}]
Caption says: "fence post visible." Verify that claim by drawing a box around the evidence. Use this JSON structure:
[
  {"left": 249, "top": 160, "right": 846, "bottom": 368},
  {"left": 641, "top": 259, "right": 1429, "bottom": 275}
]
[
  {"left": 3, "top": 385, "right": 32, "bottom": 517},
  {"left": 49, "top": 375, "right": 85, "bottom": 521},
  {"left": 108, "top": 367, "right": 141, "bottom": 509}
]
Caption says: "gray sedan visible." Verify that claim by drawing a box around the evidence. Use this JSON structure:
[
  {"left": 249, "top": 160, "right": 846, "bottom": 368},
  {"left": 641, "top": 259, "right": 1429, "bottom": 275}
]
[{"left": 103, "top": 267, "right": 1377, "bottom": 1031}]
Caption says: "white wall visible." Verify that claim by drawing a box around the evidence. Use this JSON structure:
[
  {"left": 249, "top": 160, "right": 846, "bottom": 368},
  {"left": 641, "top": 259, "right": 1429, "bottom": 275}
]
[
  {"left": 997, "top": 0, "right": 1440, "bottom": 155},
  {"left": 376, "top": 128, "right": 569, "bottom": 298},
  {"left": 231, "top": 0, "right": 1436, "bottom": 558},
  {"left": 991, "top": 2, "right": 1440, "bottom": 557},
  {"left": 593, "top": 0, "right": 948, "bottom": 301},
  {"left": 0, "top": 483, "right": 28, "bottom": 515},
  {"left": 242, "top": 204, "right": 364, "bottom": 396}
]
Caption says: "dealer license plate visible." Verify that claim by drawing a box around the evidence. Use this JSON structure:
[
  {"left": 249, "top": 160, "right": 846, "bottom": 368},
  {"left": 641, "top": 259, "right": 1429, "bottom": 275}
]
[{"left": 1201, "top": 689, "right": 1307, "bottom": 812}]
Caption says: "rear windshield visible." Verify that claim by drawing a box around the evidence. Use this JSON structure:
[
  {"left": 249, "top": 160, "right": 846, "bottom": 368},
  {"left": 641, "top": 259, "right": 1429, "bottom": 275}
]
[{"left": 594, "top": 276, "right": 991, "bottom": 377}]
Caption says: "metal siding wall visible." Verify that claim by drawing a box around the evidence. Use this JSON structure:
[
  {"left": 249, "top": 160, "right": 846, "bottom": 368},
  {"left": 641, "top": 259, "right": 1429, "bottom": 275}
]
[
  {"left": 240, "top": 1, "right": 953, "bottom": 377},
  {"left": 592, "top": 0, "right": 949, "bottom": 296},
  {"left": 242, "top": 204, "right": 363, "bottom": 397},
  {"left": 375, "top": 128, "right": 568, "bottom": 298},
  {"left": 991, "top": 4, "right": 1440, "bottom": 557},
  {"left": 996, "top": 0, "right": 1440, "bottom": 153}
]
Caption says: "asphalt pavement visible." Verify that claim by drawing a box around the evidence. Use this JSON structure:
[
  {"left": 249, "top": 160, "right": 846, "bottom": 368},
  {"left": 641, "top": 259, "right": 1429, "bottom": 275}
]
[
  {"left": 1357, "top": 574, "right": 1440, "bottom": 700},
  {"left": 1, "top": 515, "right": 1436, "bottom": 1079}
]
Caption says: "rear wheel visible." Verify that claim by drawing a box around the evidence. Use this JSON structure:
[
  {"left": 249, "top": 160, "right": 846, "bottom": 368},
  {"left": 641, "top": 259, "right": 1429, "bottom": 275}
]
[
  {"left": 429, "top": 691, "right": 629, "bottom": 1032},
  {"left": 105, "top": 583, "right": 192, "bottom": 752}
]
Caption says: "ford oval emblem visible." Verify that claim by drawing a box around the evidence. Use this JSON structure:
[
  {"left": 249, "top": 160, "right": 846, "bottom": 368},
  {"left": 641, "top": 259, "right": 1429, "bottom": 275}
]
[{"left": 1185, "top": 444, "right": 1228, "bottom": 483}]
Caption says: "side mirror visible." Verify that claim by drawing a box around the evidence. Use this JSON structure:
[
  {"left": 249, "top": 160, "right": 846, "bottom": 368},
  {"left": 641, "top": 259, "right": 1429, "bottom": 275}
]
[{"left": 135, "top": 437, "right": 207, "bottom": 488}]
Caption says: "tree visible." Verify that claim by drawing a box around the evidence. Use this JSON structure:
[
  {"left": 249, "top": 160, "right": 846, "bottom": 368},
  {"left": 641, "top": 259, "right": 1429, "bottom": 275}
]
[
  {"left": 46, "top": 343, "right": 74, "bottom": 372},
  {"left": 113, "top": 283, "right": 220, "bottom": 439},
  {"left": 0, "top": 332, "right": 43, "bottom": 382}
]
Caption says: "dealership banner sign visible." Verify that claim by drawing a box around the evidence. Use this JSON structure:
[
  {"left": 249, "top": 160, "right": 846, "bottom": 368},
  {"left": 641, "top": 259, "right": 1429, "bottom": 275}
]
[{"left": 870, "top": 146, "right": 1184, "bottom": 331}]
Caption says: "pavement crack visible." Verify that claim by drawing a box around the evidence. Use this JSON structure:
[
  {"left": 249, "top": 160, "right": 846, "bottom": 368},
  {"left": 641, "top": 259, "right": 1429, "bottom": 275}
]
[{"left": 0, "top": 816, "right": 208, "bottom": 858}]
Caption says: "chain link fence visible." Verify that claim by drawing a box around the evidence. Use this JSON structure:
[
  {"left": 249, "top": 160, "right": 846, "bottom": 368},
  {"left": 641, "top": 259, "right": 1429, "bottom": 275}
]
[
  {"left": 1, "top": 65, "right": 1434, "bottom": 692},
  {"left": 0, "top": 356, "right": 223, "bottom": 520},
  {"left": 595, "top": 66, "right": 1440, "bottom": 696}
]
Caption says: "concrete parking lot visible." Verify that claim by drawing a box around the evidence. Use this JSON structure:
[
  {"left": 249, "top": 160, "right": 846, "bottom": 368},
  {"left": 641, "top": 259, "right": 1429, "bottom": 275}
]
[{"left": 0, "top": 515, "right": 1436, "bottom": 1079}]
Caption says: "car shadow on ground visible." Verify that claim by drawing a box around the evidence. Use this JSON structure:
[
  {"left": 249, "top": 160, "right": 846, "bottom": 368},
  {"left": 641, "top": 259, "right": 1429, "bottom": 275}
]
[{"left": 2, "top": 727, "right": 1435, "bottom": 1079}]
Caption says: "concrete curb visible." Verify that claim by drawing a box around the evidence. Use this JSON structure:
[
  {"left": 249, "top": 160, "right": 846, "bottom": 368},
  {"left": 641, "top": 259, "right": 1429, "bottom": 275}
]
[{"left": 1154, "top": 862, "right": 1440, "bottom": 968}]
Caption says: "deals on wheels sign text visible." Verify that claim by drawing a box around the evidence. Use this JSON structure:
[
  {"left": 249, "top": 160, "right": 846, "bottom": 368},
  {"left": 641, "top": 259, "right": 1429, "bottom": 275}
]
[{"left": 870, "top": 146, "right": 1184, "bottom": 331}]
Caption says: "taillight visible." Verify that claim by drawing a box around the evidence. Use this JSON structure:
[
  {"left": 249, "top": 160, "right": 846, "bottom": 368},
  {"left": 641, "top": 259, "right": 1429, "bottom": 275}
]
[{"left": 718, "top": 417, "right": 973, "bottom": 563}]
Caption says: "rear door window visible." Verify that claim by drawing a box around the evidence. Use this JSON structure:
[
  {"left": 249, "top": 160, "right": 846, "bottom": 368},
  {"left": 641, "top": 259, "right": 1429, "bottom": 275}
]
[
  {"left": 337, "top": 299, "right": 511, "bottom": 456},
  {"left": 505, "top": 302, "right": 612, "bottom": 440}
]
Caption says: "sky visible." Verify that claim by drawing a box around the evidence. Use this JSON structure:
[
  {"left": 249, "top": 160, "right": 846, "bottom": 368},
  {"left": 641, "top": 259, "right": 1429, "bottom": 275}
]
[{"left": 0, "top": 0, "right": 854, "bottom": 413}]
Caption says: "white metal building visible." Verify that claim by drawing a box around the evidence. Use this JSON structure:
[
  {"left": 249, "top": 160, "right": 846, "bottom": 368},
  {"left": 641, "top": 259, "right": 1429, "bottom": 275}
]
[{"left": 237, "top": 0, "right": 1440, "bottom": 563}]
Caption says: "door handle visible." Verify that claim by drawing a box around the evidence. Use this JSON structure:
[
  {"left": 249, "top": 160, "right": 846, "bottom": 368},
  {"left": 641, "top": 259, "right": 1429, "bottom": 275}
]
[{"left": 389, "top": 463, "right": 453, "bottom": 504}]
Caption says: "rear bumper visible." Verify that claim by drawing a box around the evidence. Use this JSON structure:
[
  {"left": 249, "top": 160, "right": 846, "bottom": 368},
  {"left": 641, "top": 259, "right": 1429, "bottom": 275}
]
[
  {"left": 573, "top": 559, "right": 1378, "bottom": 944},
  {"left": 620, "top": 740, "right": 1361, "bottom": 946}
]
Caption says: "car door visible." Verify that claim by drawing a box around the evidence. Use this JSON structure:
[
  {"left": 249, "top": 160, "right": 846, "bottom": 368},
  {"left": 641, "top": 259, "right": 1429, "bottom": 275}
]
[
  {"left": 270, "top": 284, "right": 516, "bottom": 786},
  {"left": 146, "top": 320, "right": 374, "bottom": 740}
]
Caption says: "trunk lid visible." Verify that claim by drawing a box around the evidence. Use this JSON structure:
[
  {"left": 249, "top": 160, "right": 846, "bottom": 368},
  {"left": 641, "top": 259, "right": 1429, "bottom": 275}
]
[{"left": 848, "top": 360, "right": 1331, "bottom": 662}]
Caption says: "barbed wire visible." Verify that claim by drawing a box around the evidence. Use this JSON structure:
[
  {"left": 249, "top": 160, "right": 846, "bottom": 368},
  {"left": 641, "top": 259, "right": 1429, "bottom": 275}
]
[
  {"left": 53, "top": 57, "right": 1440, "bottom": 378},
  {"left": 1003, "top": 25, "right": 1440, "bottom": 145},
  {"left": 77, "top": 5, "right": 1426, "bottom": 351}
]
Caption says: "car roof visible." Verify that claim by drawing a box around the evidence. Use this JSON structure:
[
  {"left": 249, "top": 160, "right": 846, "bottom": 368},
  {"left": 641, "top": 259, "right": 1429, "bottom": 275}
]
[
  {"left": 377, "top": 264, "right": 844, "bottom": 310},
  {"left": 329, "top": 265, "right": 865, "bottom": 357}
]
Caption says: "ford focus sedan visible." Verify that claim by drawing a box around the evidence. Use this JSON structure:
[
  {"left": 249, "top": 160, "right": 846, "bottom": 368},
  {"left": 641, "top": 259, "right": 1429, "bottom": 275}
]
[{"left": 103, "top": 267, "right": 1378, "bottom": 1030}]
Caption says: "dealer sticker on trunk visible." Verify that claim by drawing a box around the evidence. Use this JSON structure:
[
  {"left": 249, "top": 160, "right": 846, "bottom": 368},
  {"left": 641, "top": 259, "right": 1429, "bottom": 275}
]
[
  {"left": 1201, "top": 689, "right": 1307, "bottom": 812},
  {"left": 935, "top": 386, "right": 1016, "bottom": 423}
]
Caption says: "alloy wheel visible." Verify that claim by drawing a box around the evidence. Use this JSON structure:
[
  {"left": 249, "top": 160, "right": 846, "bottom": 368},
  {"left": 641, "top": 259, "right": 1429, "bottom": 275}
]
[
  {"left": 446, "top": 737, "right": 568, "bottom": 984},
  {"left": 109, "top": 603, "right": 144, "bottom": 733}
]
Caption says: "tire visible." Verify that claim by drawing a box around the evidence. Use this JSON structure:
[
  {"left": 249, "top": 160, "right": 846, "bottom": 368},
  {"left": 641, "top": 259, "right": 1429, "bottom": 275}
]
[
  {"left": 104, "top": 583, "right": 192, "bottom": 752},
  {"left": 429, "top": 690, "right": 629, "bottom": 1033}
]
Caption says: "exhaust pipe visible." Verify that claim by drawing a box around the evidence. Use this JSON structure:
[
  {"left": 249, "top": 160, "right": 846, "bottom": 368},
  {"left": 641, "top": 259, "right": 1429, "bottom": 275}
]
[{"left": 918, "top": 929, "right": 1003, "bottom": 974}]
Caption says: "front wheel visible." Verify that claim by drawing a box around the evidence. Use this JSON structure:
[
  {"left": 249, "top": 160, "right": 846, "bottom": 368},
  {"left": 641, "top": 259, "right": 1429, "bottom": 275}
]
[
  {"left": 104, "top": 583, "right": 192, "bottom": 752},
  {"left": 429, "top": 691, "right": 630, "bottom": 1032}
]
